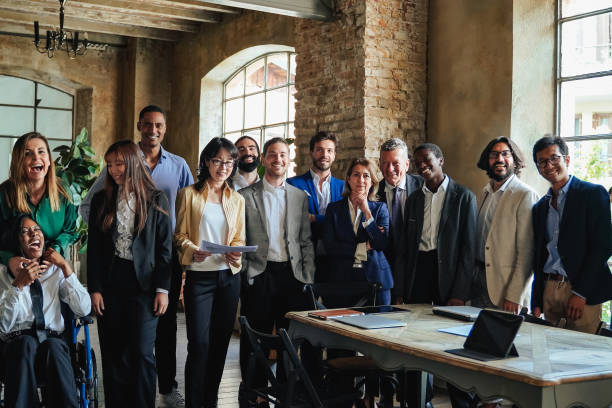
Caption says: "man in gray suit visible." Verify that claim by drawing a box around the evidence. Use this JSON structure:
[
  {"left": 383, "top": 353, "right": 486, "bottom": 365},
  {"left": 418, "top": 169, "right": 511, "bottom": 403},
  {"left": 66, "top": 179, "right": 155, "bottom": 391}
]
[{"left": 238, "top": 137, "right": 315, "bottom": 405}]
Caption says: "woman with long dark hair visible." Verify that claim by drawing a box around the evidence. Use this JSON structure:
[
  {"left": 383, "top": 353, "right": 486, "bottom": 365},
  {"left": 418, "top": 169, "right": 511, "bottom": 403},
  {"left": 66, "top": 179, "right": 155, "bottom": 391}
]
[
  {"left": 0, "top": 132, "right": 78, "bottom": 275},
  {"left": 174, "top": 137, "right": 245, "bottom": 408},
  {"left": 87, "top": 140, "right": 172, "bottom": 408}
]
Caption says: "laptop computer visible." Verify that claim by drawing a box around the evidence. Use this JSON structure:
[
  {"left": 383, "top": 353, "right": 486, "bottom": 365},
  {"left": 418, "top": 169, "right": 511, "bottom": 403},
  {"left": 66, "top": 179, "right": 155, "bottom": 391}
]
[
  {"left": 432, "top": 305, "right": 482, "bottom": 321},
  {"left": 333, "top": 314, "right": 407, "bottom": 329}
]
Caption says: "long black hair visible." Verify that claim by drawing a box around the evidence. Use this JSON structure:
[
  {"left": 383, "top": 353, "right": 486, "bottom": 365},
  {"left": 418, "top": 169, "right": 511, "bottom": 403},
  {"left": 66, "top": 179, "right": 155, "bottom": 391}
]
[{"left": 195, "top": 137, "right": 239, "bottom": 190}]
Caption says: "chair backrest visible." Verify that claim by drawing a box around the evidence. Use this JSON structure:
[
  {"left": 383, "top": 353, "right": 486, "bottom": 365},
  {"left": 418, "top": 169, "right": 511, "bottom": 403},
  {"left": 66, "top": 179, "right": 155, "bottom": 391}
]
[
  {"left": 303, "top": 282, "right": 379, "bottom": 310},
  {"left": 239, "top": 316, "right": 324, "bottom": 408}
]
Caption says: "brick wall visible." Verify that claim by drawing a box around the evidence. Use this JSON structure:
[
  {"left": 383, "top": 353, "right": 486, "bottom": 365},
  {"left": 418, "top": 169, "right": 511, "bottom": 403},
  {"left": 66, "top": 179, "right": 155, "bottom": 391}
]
[{"left": 294, "top": 0, "right": 428, "bottom": 176}]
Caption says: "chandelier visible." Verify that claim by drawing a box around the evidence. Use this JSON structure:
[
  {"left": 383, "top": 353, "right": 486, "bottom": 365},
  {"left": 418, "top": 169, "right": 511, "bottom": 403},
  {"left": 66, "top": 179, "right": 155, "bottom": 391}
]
[{"left": 33, "top": 0, "right": 90, "bottom": 58}]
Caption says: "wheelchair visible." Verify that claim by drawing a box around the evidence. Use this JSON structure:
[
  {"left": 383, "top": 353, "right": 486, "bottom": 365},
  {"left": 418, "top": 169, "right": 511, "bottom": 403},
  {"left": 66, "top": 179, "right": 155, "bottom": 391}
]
[{"left": 0, "top": 310, "right": 99, "bottom": 408}]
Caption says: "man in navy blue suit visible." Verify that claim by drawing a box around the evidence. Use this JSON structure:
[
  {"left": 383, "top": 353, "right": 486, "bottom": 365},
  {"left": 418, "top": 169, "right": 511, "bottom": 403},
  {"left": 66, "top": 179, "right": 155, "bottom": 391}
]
[
  {"left": 287, "top": 131, "right": 344, "bottom": 282},
  {"left": 532, "top": 136, "right": 612, "bottom": 334}
]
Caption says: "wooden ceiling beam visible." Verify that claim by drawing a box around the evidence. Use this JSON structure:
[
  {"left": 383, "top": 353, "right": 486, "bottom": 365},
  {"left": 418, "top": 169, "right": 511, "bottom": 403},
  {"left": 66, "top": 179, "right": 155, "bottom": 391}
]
[
  {"left": 196, "top": 0, "right": 332, "bottom": 20},
  {"left": 131, "top": 0, "right": 239, "bottom": 14},
  {"left": 0, "top": 9, "right": 181, "bottom": 41}
]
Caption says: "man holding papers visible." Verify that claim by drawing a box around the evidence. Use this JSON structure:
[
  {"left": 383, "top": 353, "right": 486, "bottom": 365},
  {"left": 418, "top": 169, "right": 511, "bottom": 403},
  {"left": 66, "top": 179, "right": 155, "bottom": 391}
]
[{"left": 238, "top": 137, "right": 316, "bottom": 406}]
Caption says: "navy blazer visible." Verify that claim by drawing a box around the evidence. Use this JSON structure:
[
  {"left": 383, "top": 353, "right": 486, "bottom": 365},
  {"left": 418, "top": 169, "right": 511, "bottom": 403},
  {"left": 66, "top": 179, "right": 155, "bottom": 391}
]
[
  {"left": 532, "top": 177, "right": 612, "bottom": 309},
  {"left": 402, "top": 177, "right": 477, "bottom": 303},
  {"left": 87, "top": 190, "right": 173, "bottom": 294},
  {"left": 287, "top": 171, "right": 345, "bottom": 242},
  {"left": 321, "top": 198, "right": 393, "bottom": 290}
]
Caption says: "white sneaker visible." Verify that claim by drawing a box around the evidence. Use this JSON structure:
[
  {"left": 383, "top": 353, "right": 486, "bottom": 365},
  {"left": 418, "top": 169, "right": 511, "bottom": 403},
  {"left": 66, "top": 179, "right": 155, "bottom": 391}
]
[{"left": 160, "top": 387, "right": 185, "bottom": 408}]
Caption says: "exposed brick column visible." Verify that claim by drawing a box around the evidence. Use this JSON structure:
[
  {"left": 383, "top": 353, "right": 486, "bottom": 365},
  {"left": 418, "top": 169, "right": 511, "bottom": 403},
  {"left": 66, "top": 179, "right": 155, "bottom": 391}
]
[{"left": 294, "top": 0, "right": 427, "bottom": 176}]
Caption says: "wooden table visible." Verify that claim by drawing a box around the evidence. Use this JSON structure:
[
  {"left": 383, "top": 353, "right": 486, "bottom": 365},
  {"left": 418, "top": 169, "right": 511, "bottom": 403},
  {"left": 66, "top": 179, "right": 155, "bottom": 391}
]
[{"left": 287, "top": 305, "right": 612, "bottom": 408}]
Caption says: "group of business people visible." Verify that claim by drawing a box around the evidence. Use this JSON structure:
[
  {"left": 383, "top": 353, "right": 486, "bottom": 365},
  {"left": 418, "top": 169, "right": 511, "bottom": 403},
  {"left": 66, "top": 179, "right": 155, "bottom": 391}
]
[{"left": 0, "top": 101, "right": 610, "bottom": 408}]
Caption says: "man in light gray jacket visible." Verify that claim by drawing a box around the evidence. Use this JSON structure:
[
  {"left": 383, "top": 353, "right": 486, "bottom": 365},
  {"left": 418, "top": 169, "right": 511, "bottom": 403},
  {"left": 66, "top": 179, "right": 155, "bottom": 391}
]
[
  {"left": 473, "top": 136, "right": 539, "bottom": 312},
  {"left": 238, "top": 137, "right": 315, "bottom": 405}
]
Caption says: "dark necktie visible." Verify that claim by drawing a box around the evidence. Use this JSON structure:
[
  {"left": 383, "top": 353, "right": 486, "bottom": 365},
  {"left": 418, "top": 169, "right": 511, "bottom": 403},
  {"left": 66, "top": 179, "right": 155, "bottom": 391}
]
[
  {"left": 30, "top": 279, "right": 47, "bottom": 342},
  {"left": 391, "top": 187, "right": 402, "bottom": 241}
]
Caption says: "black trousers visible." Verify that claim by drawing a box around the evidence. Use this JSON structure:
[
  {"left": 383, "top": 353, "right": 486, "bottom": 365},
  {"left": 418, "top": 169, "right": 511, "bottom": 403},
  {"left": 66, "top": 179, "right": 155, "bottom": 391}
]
[
  {"left": 239, "top": 261, "right": 313, "bottom": 390},
  {"left": 155, "top": 249, "right": 183, "bottom": 394},
  {"left": 97, "top": 258, "right": 159, "bottom": 408},
  {"left": 184, "top": 269, "right": 240, "bottom": 408},
  {"left": 1, "top": 334, "right": 78, "bottom": 408}
]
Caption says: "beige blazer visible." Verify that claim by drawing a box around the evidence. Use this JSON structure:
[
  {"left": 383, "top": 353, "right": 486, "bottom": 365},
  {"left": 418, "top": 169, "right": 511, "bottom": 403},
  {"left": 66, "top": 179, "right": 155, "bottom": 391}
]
[
  {"left": 174, "top": 182, "right": 246, "bottom": 274},
  {"left": 479, "top": 176, "right": 539, "bottom": 308}
]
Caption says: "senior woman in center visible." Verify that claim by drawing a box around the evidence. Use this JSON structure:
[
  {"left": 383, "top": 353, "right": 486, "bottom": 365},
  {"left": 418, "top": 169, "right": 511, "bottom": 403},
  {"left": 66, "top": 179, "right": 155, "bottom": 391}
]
[
  {"left": 321, "top": 157, "right": 393, "bottom": 306},
  {"left": 174, "top": 137, "right": 245, "bottom": 408}
]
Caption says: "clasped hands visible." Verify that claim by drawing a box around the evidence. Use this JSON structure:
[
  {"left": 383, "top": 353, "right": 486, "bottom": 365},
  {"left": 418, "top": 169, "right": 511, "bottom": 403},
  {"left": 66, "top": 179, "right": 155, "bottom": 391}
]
[{"left": 10, "top": 248, "right": 69, "bottom": 289}]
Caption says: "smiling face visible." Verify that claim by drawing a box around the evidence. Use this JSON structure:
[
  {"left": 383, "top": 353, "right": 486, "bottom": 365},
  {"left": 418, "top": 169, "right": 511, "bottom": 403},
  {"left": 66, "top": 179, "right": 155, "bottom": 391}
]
[
  {"left": 413, "top": 148, "right": 444, "bottom": 183},
  {"left": 18, "top": 217, "right": 44, "bottom": 260},
  {"left": 347, "top": 164, "right": 372, "bottom": 196},
  {"left": 487, "top": 142, "right": 515, "bottom": 182},
  {"left": 206, "top": 148, "right": 234, "bottom": 184},
  {"left": 106, "top": 151, "right": 127, "bottom": 186},
  {"left": 23, "top": 137, "right": 51, "bottom": 183},
  {"left": 311, "top": 139, "right": 336, "bottom": 172},
  {"left": 262, "top": 142, "right": 289, "bottom": 179},
  {"left": 380, "top": 148, "right": 409, "bottom": 187},
  {"left": 536, "top": 144, "right": 570, "bottom": 186},
  {"left": 137, "top": 111, "right": 166, "bottom": 149}
]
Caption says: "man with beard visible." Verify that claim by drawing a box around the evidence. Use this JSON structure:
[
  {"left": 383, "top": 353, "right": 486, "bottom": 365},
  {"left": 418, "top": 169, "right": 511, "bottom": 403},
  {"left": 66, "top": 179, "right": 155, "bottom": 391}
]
[
  {"left": 287, "top": 131, "right": 344, "bottom": 281},
  {"left": 473, "top": 137, "right": 539, "bottom": 313},
  {"left": 232, "top": 136, "right": 261, "bottom": 191}
]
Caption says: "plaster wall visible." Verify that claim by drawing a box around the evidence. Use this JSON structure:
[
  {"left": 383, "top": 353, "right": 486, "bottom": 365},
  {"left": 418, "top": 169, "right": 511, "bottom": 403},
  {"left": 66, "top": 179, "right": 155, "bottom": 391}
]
[
  {"left": 0, "top": 34, "right": 125, "bottom": 159},
  {"left": 427, "top": 0, "right": 513, "bottom": 194},
  {"left": 169, "top": 11, "right": 296, "bottom": 172}
]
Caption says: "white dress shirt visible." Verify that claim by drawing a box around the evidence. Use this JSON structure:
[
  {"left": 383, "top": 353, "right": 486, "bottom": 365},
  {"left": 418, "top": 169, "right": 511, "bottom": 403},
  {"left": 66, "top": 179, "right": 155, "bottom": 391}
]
[
  {"left": 419, "top": 176, "right": 449, "bottom": 251},
  {"left": 233, "top": 171, "right": 260, "bottom": 191},
  {"left": 348, "top": 200, "right": 374, "bottom": 265},
  {"left": 114, "top": 192, "right": 136, "bottom": 260},
  {"left": 310, "top": 169, "right": 332, "bottom": 215},
  {"left": 262, "top": 177, "right": 288, "bottom": 262},
  {"left": 477, "top": 175, "right": 514, "bottom": 262},
  {"left": 384, "top": 177, "right": 407, "bottom": 221},
  {"left": 0, "top": 264, "right": 91, "bottom": 338},
  {"left": 189, "top": 202, "right": 229, "bottom": 271}
]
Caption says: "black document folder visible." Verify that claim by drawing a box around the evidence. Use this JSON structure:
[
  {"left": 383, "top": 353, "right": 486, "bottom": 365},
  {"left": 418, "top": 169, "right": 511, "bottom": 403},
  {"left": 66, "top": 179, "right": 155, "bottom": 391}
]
[{"left": 446, "top": 309, "right": 523, "bottom": 361}]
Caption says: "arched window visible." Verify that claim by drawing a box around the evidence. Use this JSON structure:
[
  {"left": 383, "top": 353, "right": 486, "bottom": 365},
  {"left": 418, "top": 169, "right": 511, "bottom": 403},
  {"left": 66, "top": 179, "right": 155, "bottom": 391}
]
[
  {"left": 0, "top": 75, "right": 74, "bottom": 182},
  {"left": 222, "top": 52, "right": 297, "bottom": 173}
]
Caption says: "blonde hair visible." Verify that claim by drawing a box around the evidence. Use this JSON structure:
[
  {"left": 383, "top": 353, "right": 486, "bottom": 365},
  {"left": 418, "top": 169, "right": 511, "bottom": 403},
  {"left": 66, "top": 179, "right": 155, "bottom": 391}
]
[{"left": 2, "top": 132, "right": 70, "bottom": 213}]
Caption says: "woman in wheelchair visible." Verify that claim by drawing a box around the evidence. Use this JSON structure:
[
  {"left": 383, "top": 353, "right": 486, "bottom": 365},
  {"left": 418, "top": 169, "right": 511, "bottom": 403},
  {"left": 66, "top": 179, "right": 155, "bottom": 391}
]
[{"left": 0, "top": 214, "right": 91, "bottom": 408}]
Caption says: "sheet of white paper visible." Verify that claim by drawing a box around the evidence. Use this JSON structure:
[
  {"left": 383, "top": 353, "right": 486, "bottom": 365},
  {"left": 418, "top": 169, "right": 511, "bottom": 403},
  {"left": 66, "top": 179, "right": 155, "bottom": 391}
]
[
  {"left": 201, "top": 240, "right": 258, "bottom": 254},
  {"left": 438, "top": 324, "right": 474, "bottom": 337}
]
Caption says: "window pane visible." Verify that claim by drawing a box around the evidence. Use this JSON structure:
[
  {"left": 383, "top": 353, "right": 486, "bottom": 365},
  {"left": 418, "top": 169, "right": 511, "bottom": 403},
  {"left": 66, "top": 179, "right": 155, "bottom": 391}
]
[
  {"left": 264, "top": 125, "right": 285, "bottom": 142},
  {"left": 0, "top": 137, "right": 16, "bottom": 183},
  {"left": 223, "top": 132, "right": 241, "bottom": 143},
  {"left": 224, "top": 98, "right": 243, "bottom": 133},
  {"left": 225, "top": 72, "right": 244, "bottom": 99},
  {"left": 566, "top": 139, "right": 612, "bottom": 188},
  {"left": 289, "top": 53, "right": 296, "bottom": 83},
  {"left": 0, "top": 106, "right": 34, "bottom": 136},
  {"left": 289, "top": 85, "right": 296, "bottom": 122},
  {"left": 266, "top": 87, "right": 288, "bottom": 125},
  {"left": 244, "top": 93, "right": 265, "bottom": 129},
  {"left": 561, "top": 0, "right": 612, "bottom": 17},
  {"left": 266, "top": 53, "right": 288, "bottom": 88},
  {"left": 560, "top": 76, "right": 612, "bottom": 136},
  {"left": 245, "top": 58, "right": 265, "bottom": 94},
  {"left": 561, "top": 13, "right": 612, "bottom": 77},
  {"left": 0, "top": 75, "right": 34, "bottom": 106},
  {"left": 37, "top": 84, "right": 73, "bottom": 109},
  {"left": 47, "top": 139, "right": 72, "bottom": 161},
  {"left": 37, "top": 109, "right": 72, "bottom": 140}
]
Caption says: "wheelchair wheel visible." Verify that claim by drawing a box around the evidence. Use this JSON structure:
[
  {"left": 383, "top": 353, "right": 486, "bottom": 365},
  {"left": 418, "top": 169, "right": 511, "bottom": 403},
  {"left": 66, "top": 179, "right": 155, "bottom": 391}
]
[
  {"left": 89, "top": 349, "right": 98, "bottom": 408},
  {"left": 75, "top": 341, "right": 99, "bottom": 408}
]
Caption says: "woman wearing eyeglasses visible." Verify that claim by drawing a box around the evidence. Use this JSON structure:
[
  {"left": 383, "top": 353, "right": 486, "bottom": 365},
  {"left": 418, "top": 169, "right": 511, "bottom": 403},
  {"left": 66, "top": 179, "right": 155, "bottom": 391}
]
[{"left": 174, "top": 137, "right": 245, "bottom": 408}]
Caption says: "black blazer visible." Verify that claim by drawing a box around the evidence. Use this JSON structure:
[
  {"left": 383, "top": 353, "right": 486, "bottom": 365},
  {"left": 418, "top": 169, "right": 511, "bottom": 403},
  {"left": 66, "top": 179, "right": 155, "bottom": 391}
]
[
  {"left": 87, "top": 189, "right": 173, "bottom": 293},
  {"left": 401, "top": 177, "right": 477, "bottom": 303},
  {"left": 531, "top": 177, "right": 612, "bottom": 309},
  {"left": 375, "top": 174, "right": 423, "bottom": 277}
]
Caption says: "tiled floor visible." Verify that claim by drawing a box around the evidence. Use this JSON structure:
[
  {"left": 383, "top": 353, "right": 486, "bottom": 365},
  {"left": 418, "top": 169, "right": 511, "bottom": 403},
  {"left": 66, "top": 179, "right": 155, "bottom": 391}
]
[{"left": 87, "top": 312, "right": 451, "bottom": 408}]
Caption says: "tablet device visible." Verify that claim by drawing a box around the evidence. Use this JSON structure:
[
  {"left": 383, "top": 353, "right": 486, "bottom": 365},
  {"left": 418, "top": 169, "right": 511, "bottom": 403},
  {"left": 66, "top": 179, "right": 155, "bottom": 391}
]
[
  {"left": 334, "top": 314, "right": 407, "bottom": 329},
  {"left": 446, "top": 309, "right": 523, "bottom": 361},
  {"left": 308, "top": 309, "right": 365, "bottom": 320},
  {"left": 433, "top": 305, "right": 482, "bottom": 321}
]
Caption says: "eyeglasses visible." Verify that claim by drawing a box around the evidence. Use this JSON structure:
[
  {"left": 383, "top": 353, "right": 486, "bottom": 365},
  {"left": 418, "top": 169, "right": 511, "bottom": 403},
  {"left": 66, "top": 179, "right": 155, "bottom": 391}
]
[
  {"left": 488, "top": 150, "right": 512, "bottom": 160},
  {"left": 20, "top": 226, "right": 42, "bottom": 236},
  {"left": 536, "top": 154, "right": 565, "bottom": 169},
  {"left": 210, "top": 158, "right": 235, "bottom": 168}
]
